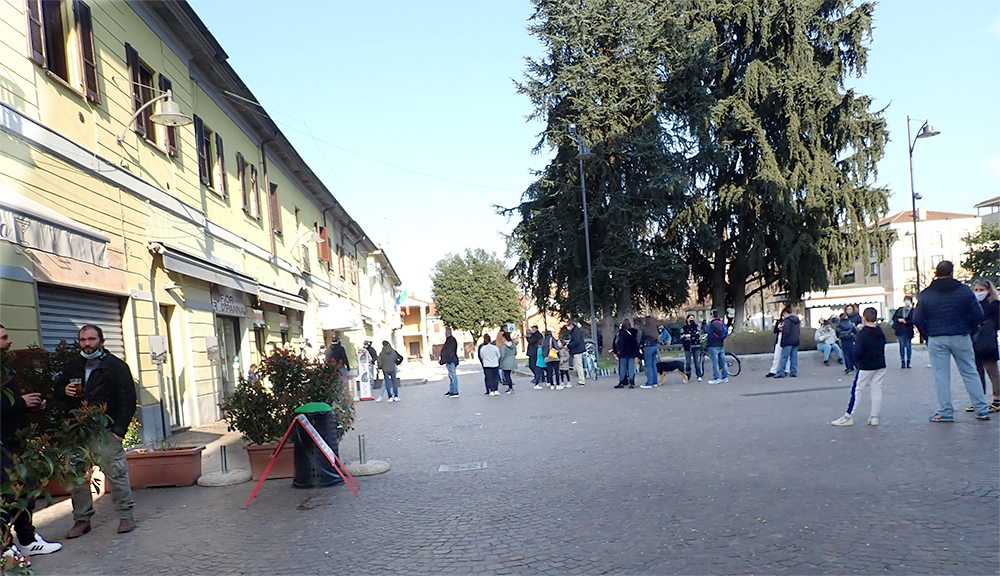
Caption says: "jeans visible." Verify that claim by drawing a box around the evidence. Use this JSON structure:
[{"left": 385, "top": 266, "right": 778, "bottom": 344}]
[
  {"left": 899, "top": 338, "right": 912, "bottom": 365},
  {"left": 841, "top": 339, "right": 856, "bottom": 371},
  {"left": 777, "top": 346, "right": 798, "bottom": 376},
  {"left": 708, "top": 346, "right": 727, "bottom": 380},
  {"left": 928, "top": 335, "right": 989, "bottom": 417},
  {"left": 545, "top": 362, "right": 559, "bottom": 384},
  {"left": 382, "top": 371, "right": 398, "bottom": 398},
  {"left": 684, "top": 346, "right": 703, "bottom": 378},
  {"left": 618, "top": 357, "right": 636, "bottom": 382},
  {"left": 817, "top": 342, "right": 842, "bottom": 362},
  {"left": 501, "top": 369, "right": 513, "bottom": 389},
  {"left": 446, "top": 362, "right": 459, "bottom": 395},
  {"left": 643, "top": 345, "right": 659, "bottom": 385},
  {"left": 72, "top": 431, "right": 134, "bottom": 522}
]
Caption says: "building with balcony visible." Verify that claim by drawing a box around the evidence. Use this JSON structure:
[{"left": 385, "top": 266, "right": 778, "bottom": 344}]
[{"left": 0, "top": 0, "right": 400, "bottom": 442}]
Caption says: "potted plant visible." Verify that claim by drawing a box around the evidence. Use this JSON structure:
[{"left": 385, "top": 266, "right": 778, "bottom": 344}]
[
  {"left": 220, "top": 348, "right": 354, "bottom": 480},
  {"left": 125, "top": 443, "right": 206, "bottom": 489}
]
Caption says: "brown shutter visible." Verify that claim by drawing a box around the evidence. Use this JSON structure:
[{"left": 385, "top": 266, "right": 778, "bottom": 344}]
[
  {"left": 125, "top": 43, "right": 144, "bottom": 137},
  {"left": 317, "top": 225, "right": 330, "bottom": 262},
  {"left": 215, "top": 134, "right": 227, "bottom": 197},
  {"left": 237, "top": 152, "right": 248, "bottom": 210},
  {"left": 25, "top": 0, "right": 45, "bottom": 65},
  {"left": 194, "top": 115, "right": 209, "bottom": 185},
  {"left": 158, "top": 75, "right": 177, "bottom": 156},
  {"left": 250, "top": 165, "right": 260, "bottom": 219},
  {"left": 75, "top": 0, "right": 99, "bottom": 102},
  {"left": 269, "top": 183, "right": 281, "bottom": 233}
]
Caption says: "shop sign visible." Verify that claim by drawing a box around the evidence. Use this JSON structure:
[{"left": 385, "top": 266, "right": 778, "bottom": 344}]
[{"left": 211, "top": 285, "right": 247, "bottom": 317}]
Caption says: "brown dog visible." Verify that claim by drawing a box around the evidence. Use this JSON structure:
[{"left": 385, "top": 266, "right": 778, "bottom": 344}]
[{"left": 656, "top": 360, "right": 689, "bottom": 384}]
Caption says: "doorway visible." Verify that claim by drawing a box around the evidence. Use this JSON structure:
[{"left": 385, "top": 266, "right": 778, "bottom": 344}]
[
  {"left": 159, "top": 305, "right": 184, "bottom": 429},
  {"left": 216, "top": 316, "right": 241, "bottom": 395}
]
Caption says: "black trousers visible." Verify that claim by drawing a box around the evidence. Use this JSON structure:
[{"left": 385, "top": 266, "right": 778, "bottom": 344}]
[
  {"left": 1, "top": 451, "right": 37, "bottom": 547},
  {"left": 484, "top": 367, "right": 500, "bottom": 392}
]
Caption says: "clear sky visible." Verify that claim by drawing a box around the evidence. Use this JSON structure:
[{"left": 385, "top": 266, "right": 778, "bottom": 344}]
[{"left": 187, "top": 0, "right": 1000, "bottom": 297}]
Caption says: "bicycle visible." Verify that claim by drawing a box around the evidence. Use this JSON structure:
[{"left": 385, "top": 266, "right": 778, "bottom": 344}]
[
  {"left": 583, "top": 340, "right": 599, "bottom": 380},
  {"left": 698, "top": 348, "right": 741, "bottom": 377}
]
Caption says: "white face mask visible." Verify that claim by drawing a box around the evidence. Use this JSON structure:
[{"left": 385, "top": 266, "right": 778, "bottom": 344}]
[
  {"left": 904, "top": 301, "right": 912, "bottom": 308},
  {"left": 975, "top": 291, "right": 988, "bottom": 302}
]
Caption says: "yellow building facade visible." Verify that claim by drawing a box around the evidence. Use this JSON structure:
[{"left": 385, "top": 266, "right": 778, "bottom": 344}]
[{"left": 0, "top": 0, "right": 400, "bottom": 441}]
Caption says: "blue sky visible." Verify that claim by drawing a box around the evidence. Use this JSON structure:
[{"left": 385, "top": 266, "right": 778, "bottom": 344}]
[{"left": 188, "top": 0, "right": 1000, "bottom": 297}]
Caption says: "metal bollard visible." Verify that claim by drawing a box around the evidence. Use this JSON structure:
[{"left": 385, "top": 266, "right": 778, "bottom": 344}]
[
  {"left": 358, "top": 434, "right": 366, "bottom": 465},
  {"left": 221, "top": 445, "right": 228, "bottom": 473}
]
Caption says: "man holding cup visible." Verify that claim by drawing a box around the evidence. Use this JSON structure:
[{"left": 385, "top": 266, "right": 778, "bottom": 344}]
[{"left": 56, "top": 325, "right": 137, "bottom": 538}]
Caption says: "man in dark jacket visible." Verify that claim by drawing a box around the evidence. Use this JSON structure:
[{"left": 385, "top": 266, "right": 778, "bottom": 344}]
[
  {"left": 325, "top": 335, "right": 351, "bottom": 383},
  {"left": 566, "top": 320, "right": 586, "bottom": 385},
  {"left": 612, "top": 320, "right": 640, "bottom": 388},
  {"left": 526, "top": 326, "right": 543, "bottom": 385},
  {"left": 1, "top": 325, "right": 62, "bottom": 559},
  {"left": 835, "top": 313, "right": 859, "bottom": 374},
  {"left": 705, "top": 310, "right": 729, "bottom": 384},
  {"left": 891, "top": 296, "right": 915, "bottom": 368},
  {"left": 55, "top": 325, "right": 137, "bottom": 538},
  {"left": 912, "top": 261, "right": 989, "bottom": 422},
  {"left": 440, "top": 328, "right": 460, "bottom": 397},
  {"left": 774, "top": 308, "right": 801, "bottom": 379}
]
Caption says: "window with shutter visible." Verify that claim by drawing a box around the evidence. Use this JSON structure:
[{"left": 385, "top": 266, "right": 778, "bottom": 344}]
[
  {"left": 237, "top": 153, "right": 248, "bottom": 211},
  {"left": 194, "top": 115, "right": 207, "bottom": 184},
  {"left": 75, "top": 0, "right": 99, "bottom": 103},
  {"left": 215, "top": 134, "right": 227, "bottom": 197},
  {"left": 301, "top": 244, "right": 310, "bottom": 275},
  {"left": 336, "top": 243, "right": 345, "bottom": 278},
  {"left": 317, "top": 225, "right": 330, "bottom": 262},
  {"left": 250, "top": 165, "right": 260, "bottom": 219},
  {"left": 137, "top": 62, "right": 155, "bottom": 139},
  {"left": 25, "top": 0, "right": 45, "bottom": 65},
  {"left": 125, "top": 43, "right": 144, "bottom": 137},
  {"left": 269, "top": 183, "right": 282, "bottom": 234},
  {"left": 200, "top": 124, "right": 214, "bottom": 187},
  {"left": 158, "top": 75, "right": 177, "bottom": 156},
  {"left": 41, "top": 0, "right": 68, "bottom": 81}
]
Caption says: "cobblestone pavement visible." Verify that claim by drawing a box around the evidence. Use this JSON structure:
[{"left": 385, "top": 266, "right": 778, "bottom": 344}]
[{"left": 31, "top": 356, "right": 999, "bottom": 575}]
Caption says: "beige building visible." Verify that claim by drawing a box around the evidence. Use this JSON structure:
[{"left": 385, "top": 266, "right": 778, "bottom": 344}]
[{"left": 0, "top": 0, "right": 400, "bottom": 442}]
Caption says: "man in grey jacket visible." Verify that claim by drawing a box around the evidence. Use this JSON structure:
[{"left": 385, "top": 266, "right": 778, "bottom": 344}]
[{"left": 912, "top": 260, "right": 989, "bottom": 422}]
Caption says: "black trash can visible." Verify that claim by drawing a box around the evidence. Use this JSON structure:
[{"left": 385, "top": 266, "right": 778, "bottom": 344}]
[{"left": 292, "top": 404, "right": 344, "bottom": 489}]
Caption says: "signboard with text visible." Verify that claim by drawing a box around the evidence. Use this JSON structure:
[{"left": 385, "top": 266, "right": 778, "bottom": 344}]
[{"left": 211, "top": 285, "right": 247, "bottom": 317}]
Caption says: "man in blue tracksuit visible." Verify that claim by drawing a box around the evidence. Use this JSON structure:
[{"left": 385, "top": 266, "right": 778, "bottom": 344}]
[{"left": 912, "top": 260, "right": 989, "bottom": 422}]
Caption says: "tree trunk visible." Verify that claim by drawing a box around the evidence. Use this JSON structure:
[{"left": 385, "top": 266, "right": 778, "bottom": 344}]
[
  {"left": 732, "top": 284, "right": 746, "bottom": 332},
  {"left": 711, "top": 246, "right": 727, "bottom": 317},
  {"left": 616, "top": 281, "right": 633, "bottom": 325}
]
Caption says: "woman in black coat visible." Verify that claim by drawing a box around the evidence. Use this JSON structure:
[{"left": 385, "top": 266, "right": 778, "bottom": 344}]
[{"left": 971, "top": 279, "right": 999, "bottom": 412}]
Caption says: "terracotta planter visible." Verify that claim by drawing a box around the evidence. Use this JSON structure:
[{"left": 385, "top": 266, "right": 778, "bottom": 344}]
[
  {"left": 244, "top": 442, "right": 295, "bottom": 480},
  {"left": 126, "top": 445, "right": 205, "bottom": 489},
  {"left": 43, "top": 468, "right": 104, "bottom": 498}
]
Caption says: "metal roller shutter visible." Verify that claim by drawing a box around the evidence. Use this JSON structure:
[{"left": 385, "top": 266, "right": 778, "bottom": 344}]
[{"left": 37, "top": 285, "right": 127, "bottom": 361}]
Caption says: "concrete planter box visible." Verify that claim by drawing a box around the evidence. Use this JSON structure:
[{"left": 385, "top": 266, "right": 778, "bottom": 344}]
[
  {"left": 244, "top": 442, "right": 294, "bottom": 480},
  {"left": 126, "top": 445, "right": 205, "bottom": 488}
]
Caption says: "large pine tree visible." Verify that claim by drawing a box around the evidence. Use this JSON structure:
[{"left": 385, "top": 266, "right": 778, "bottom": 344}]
[
  {"left": 505, "top": 0, "right": 690, "bottom": 345},
  {"left": 664, "top": 0, "right": 893, "bottom": 328}
]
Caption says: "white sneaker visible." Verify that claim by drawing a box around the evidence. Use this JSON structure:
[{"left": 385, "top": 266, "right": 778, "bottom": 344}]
[
  {"left": 831, "top": 414, "right": 854, "bottom": 426},
  {"left": 565, "top": 383, "right": 573, "bottom": 388},
  {"left": 723, "top": 378, "right": 729, "bottom": 383},
  {"left": 707, "top": 379, "right": 720, "bottom": 384},
  {"left": 533, "top": 385, "right": 543, "bottom": 390},
  {"left": 375, "top": 397, "right": 382, "bottom": 402},
  {"left": 20, "top": 534, "right": 61, "bottom": 556},
  {"left": 556, "top": 385, "right": 564, "bottom": 390},
  {"left": 868, "top": 416, "right": 879, "bottom": 426},
  {"left": 394, "top": 397, "right": 400, "bottom": 402},
  {"left": 550, "top": 385, "right": 555, "bottom": 390},
  {"left": 697, "top": 377, "right": 702, "bottom": 382}
]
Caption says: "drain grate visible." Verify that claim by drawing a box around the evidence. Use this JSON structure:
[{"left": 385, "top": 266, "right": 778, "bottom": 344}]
[{"left": 438, "top": 461, "right": 487, "bottom": 472}]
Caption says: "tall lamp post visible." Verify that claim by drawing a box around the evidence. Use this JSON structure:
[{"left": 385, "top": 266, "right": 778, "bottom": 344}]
[
  {"left": 568, "top": 124, "right": 598, "bottom": 346},
  {"left": 907, "top": 116, "right": 940, "bottom": 294}
]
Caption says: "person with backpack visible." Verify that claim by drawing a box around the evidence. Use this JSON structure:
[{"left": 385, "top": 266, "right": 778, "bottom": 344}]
[
  {"left": 773, "top": 307, "right": 801, "bottom": 378},
  {"left": 706, "top": 310, "right": 729, "bottom": 384}
]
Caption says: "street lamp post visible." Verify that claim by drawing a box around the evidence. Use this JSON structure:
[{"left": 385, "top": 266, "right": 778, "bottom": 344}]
[
  {"left": 907, "top": 116, "right": 940, "bottom": 294},
  {"left": 568, "top": 124, "right": 598, "bottom": 346}
]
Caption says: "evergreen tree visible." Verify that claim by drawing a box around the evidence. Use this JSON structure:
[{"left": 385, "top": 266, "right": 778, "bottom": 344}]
[
  {"left": 663, "top": 0, "right": 893, "bottom": 328},
  {"left": 430, "top": 249, "right": 524, "bottom": 338},
  {"left": 961, "top": 224, "right": 1000, "bottom": 283},
  {"left": 504, "top": 0, "right": 690, "bottom": 346}
]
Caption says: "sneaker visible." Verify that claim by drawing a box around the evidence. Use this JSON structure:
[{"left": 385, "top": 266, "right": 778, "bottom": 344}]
[
  {"left": 640, "top": 384, "right": 655, "bottom": 388},
  {"left": 764, "top": 373, "right": 774, "bottom": 378},
  {"left": 868, "top": 417, "right": 879, "bottom": 426},
  {"left": 790, "top": 374, "right": 797, "bottom": 378},
  {"left": 375, "top": 397, "right": 383, "bottom": 402},
  {"left": 614, "top": 382, "right": 626, "bottom": 389},
  {"left": 990, "top": 402, "right": 1000, "bottom": 413},
  {"left": 773, "top": 374, "right": 785, "bottom": 379},
  {"left": 965, "top": 406, "right": 976, "bottom": 412},
  {"left": 2, "top": 547, "right": 30, "bottom": 568},
  {"left": 565, "top": 383, "right": 573, "bottom": 388},
  {"left": 556, "top": 385, "right": 564, "bottom": 390},
  {"left": 444, "top": 391, "right": 454, "bottom": 397},
  {"left": 976, "top": 413, "right": 990, "bottom": 421},
  {"left": 723, "top": 378, "right": 729, "bottom": 383},
  {"left": 844, "top": 369, "right": 852, "bottom": 374},
  {"left": 446, "top": 392, "right": 459, "bottom": 398},
  {"left": 928, "top": 414, "right": 954, "bottom": 422},
  {"left": 697, "top": 377, "right": 702, "bottom": 382},
  {"left": 831, "top": 414, "right": 854, "bottom": 426},
  {"left": 533, "top": 385, "right": 543, "bottom": 390},
  {"left": 20, "top": 534, "right": 61, "bottom": 556},
  {"left": 824, "top": 360, "right": 829, "bottom": 366},
  {"left": 550, "top": 385, "right": 555, "bottom": 390},
  {"left": 505, "top": 389, "right": 514, "bottom": 394},
  {"left": 707, "top": 379, "right": 720, "bottom": 384},
  {"left": 393, "top": 396, "right": 400, "bottom": 402}
]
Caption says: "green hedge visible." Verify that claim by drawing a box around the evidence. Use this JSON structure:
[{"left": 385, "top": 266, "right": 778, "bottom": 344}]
[{"left": 723, "top": 324, "right": 898, "bottom": 355}]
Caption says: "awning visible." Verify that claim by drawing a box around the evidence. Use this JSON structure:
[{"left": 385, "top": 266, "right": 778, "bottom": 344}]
[
  {"left": 150, "top": 243, "right": 257, "bottom": 293},
  {"left": 258, "top": 285, "right": 308, "bottom": 311},
  {"left": 319, "top": 294, "right": 361, "bottom": 331},
  {"left": 0, "top": 186, "right": 109, "bottom": 267}
]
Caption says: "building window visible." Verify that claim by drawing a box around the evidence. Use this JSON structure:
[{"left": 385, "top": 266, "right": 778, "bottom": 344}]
[
  {"left": 26, "top": 0, "right": 99, "bottom": 102},
  {"left": 903, "top": 283, "right": 918, "bottom": 297},
  {"left": 930, "top": 232, "right": 943, "bottom": 248},
  {"left": 904, "top": 235, "right": 915, "bottom": 251},
  {"left": 930, "top": 255, "right": 943, "bottom": 266},
  {"left": 215, "top": 134, "right": 227, "bottom": 196},
  {"left": 237, "top": 153, "right": 248, "bottom": 210},
  {"left": 841, "top": 270, "right": 856, "bottom": 284},
  {"left": 158, "top": 76, "right": 178, "bottom": 156},
  {"left": 193, "top": 115, "right": 214, "bottom": 188},
  {"left": 316, "top": 224, "right": 330, "bottom": 263},
  {"left": 869, "top": 262, "right": 878, "bottom": 276},
  {"left": 902, "top": 257, "right": 916, "bottom": 271},
  {"left": 269, "top": 183, "right": 282, "bottom": 234},
  {"left": 126, "top": 43, "right": 157, "bottom": 141},
  {"left": 250, "top": 165, "right": 261, "bottom": 219}
]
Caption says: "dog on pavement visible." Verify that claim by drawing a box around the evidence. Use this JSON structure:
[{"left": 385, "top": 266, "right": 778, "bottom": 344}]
[{"left": 656, "top": 360, "right": 689, "bottom": 384}]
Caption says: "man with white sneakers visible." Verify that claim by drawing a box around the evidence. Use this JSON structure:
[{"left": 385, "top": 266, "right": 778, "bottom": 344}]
[{"left": 1, "top": 325, "right": 62, "bottom": 564}]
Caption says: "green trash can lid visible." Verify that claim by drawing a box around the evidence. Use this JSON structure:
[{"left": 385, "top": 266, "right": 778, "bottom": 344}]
[{"left": 295, "top": 402, "right": 333, "bottom": 414}]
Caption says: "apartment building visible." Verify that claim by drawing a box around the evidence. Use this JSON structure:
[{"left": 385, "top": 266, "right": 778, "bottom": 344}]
[{"left": 0, "top": 0, "right": 400, "bottom": 441}]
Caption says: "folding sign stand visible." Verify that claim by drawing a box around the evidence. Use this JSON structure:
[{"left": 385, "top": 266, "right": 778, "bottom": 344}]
[{"left": 244, "top": 414, "right": 360, "bottom": 508}]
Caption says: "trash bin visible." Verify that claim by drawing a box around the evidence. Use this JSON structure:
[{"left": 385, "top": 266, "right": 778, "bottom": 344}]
[{"left": 292, "top": 402, "right": 344, "bottom": 489}]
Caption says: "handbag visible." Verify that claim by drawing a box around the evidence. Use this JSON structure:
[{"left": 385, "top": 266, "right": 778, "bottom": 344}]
[
  {"left": 547, "top": 346, "right": 559, "bottom": 360},
  {"left": 973, "top": 319, "right": 998, "bottom": 356}
]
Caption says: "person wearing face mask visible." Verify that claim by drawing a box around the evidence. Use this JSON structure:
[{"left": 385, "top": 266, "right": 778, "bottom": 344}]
[
  {"left": 892, "top": 295, "right": 916, "bottom": 368},
  {"left": 55, "top": 325, "right": 137, "bottom": 538},
  {"left": 912, "top": 261, "right": 989, "bottom": 422},
  {"left": 969, "top": 279, "right": 999, "bottom": 413}
]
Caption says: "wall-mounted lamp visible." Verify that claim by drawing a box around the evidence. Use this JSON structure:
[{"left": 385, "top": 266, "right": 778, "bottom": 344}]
[
  {"left": 164, "top": 281, "right": 181, "bottom": 290},
  {"left": 117, "top": 89, "right": 193, "bottom": 144}
]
